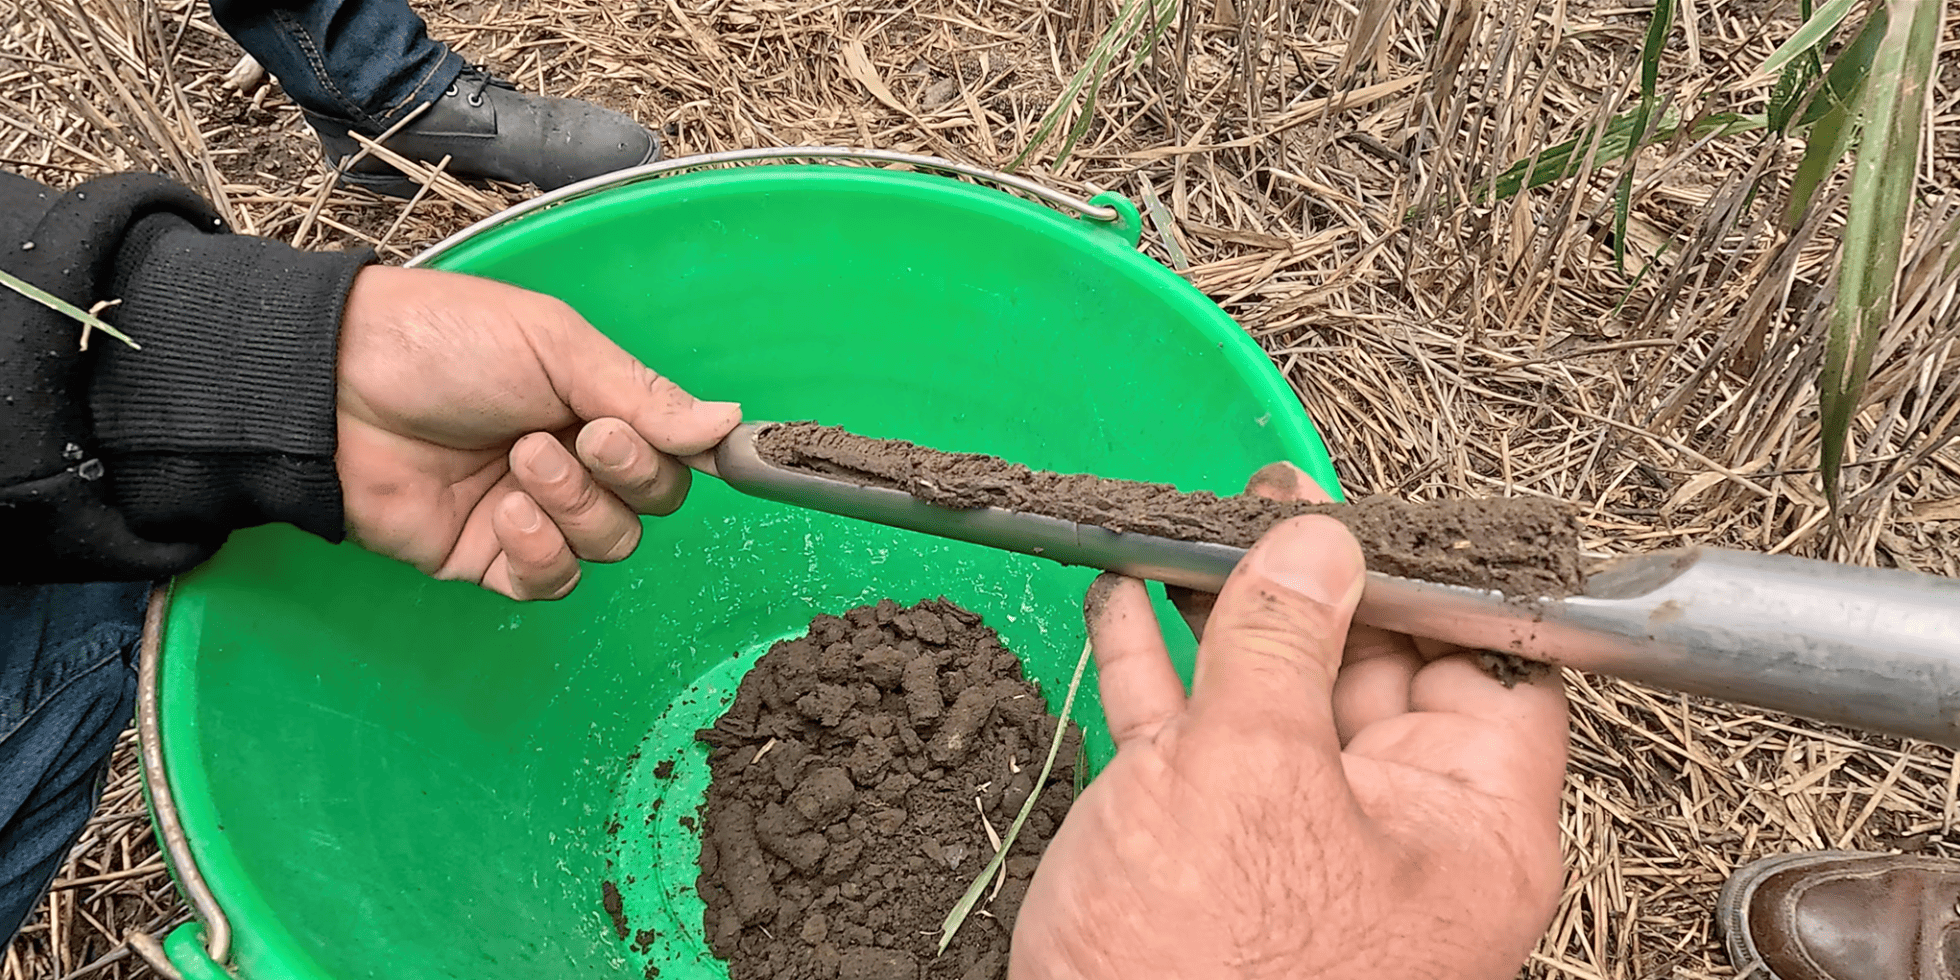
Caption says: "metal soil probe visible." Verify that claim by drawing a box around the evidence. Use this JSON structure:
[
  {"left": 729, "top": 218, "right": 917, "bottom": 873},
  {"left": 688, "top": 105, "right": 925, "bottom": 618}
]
[{"left": 715, "top": 423, "right": 1960, "bottom": 746}]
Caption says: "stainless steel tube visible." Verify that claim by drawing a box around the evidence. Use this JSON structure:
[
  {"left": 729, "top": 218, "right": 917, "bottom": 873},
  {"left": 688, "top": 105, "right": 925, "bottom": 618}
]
[{"left": 716, "top": 424, "right": 1960, "bottom": 745}]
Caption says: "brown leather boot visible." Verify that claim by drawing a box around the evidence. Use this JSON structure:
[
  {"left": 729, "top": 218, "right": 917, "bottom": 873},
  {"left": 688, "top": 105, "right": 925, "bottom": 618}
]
[{"left": 1719, "top": 850, "right": 1960, "bottom": 980}]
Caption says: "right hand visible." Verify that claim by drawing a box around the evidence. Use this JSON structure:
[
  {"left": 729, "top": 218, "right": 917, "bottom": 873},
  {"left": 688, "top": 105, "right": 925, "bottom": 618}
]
[{"left": 1012, "top": 462, "right": 1569, "bottom": 980}]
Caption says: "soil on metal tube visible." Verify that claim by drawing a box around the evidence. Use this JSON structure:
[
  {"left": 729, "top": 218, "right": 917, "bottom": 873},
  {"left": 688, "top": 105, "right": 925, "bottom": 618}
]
[{"left": 755, "top": 421, "right": 1586, "bottom": 599}]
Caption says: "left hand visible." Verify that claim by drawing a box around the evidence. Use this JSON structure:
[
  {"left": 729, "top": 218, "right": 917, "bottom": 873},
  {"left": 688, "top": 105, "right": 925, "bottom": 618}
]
[
  {"left": 1011, "top": 463, "right": 1568, "bottom": 980},
  {"left": 333, "top": 267, "right": 741, "bottom": 600}
]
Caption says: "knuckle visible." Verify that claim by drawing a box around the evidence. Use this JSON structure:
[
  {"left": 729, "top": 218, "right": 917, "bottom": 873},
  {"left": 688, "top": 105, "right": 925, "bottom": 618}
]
[
  {"left": 1218, "top": 582, "right": 1347, "bottom": 651},
  {"left": 590, "top": 522, "right": 642, "bottom": 563},
  {"left": 533, "top": 567, "right": 581, "bottom": 600},
  {"left": 630, "top": 360, "right": 679, "bottom": 397}
]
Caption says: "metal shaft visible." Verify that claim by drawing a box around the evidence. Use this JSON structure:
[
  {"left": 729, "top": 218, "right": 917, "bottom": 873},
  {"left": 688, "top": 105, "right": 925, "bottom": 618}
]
[
  {"left": 1360, "top": 552, "right": 1960, "bottom": 746},
  {"left": 715, "top": 424, "right": 1960, "bottom": 745}
]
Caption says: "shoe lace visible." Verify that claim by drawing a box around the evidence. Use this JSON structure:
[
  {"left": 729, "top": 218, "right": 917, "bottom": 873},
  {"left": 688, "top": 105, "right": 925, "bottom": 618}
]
[{"left": 445, "top": 65, "right": 518, "bottom": 108}]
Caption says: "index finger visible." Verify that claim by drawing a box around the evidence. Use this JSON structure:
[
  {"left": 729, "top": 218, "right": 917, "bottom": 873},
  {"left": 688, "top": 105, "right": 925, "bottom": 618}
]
[{"left": 528, "top": 303, "right": 743, "bottom": 456}]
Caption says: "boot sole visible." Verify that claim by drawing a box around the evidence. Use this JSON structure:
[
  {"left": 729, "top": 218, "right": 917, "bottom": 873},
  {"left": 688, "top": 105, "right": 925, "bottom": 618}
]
[
  {"left": 336, "top": 168, "right": 421, "bottom": 200},
  {"left": 333, "top": 142, "right": 661, "bottom": 200},
  {"left": 1715, "top": 849, "right": 1866, "bottom": 979}
]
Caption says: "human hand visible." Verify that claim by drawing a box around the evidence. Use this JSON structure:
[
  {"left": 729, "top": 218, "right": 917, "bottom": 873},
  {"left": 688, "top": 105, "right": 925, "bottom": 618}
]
[
  {"left": 1012, "top": 463, "right": 1568, "bottom": 980},
  {"left": 334, "top": 267, "right": 741, "bottom": 600}
]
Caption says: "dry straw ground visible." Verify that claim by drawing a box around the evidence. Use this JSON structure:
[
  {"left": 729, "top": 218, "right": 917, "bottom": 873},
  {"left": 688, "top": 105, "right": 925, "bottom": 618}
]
[{"left": 4, "top": 0, "right": 1959, "bottom": 976}]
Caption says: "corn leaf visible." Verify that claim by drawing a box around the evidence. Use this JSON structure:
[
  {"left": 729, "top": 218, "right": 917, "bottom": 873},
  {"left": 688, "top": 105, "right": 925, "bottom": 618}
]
[
  {"left": 1818, "top": 0, "right": 1941, "bottom": 506},
  {"left": 0, "top": 267, "right": 139, "bottom": 349}
]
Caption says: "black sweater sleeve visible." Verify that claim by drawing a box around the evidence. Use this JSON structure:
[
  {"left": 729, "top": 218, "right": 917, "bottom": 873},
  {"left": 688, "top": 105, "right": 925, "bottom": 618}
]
[{"left": 0, "top": 170, "right": 372, "bottom": 583}]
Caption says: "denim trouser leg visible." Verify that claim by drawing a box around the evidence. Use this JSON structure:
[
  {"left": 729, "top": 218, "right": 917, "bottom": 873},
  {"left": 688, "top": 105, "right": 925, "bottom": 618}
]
[
  {"left": 0, "top": 582, "right": 150, "bottom": 943},
  {"left": 207, "top": 0, "right": 464, "bottom": 130}
]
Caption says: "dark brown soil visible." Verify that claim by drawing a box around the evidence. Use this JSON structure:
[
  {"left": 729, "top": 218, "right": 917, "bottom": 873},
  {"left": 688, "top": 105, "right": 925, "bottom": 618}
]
[
  {"left": 602, "top": 880, "right": 630, "bottom": 940},
  {"left": 694, "top": 598, "right": 1079, "bottom": 980},
  {"left": 756, "top": 422, "right": 1586, "bottom": 598},
  {"left": 1478, "top": 651, "right": 1554, "bottom": 688}
]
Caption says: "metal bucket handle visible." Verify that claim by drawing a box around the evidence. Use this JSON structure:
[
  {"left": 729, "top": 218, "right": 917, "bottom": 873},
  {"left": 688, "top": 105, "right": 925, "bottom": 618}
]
[
  {"left": 135, "top": 586, "right": 224, "bottom": 978},
  {"left": 407, "top": 145, "right": 1145, "bottom": 268},
  {"left": 135, "top": 146, "right": 1141, "bottom": 976}
]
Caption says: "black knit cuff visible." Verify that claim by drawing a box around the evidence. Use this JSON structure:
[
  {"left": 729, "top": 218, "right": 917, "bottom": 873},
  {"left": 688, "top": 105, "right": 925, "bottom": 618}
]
[{"left": 88, "top": 215, "right": 371, "bottom": 543}]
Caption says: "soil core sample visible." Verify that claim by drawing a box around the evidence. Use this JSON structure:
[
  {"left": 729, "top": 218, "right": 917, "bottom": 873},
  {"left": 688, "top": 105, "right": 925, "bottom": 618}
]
[
  {"left": 756, "top": 422, "right": 1585, "bottom": 598},
  {"left": 695, "top": 598, "right": 1080, "bottom": 980}
]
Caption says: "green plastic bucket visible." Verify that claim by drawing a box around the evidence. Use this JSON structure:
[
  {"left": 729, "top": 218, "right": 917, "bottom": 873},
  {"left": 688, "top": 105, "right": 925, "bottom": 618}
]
[{"left": 142, "top": 149, "right": 1338, "bottom": 980}]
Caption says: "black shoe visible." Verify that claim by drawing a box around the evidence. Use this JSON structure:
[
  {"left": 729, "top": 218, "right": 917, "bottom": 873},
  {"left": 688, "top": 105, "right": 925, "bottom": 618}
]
[{"left": 307, "top": 66, "right": 658, "bottom": 198}]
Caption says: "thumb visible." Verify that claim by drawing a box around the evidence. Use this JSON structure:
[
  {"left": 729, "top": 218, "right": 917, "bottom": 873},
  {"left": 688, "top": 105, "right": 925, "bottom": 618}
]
[
  {"left": 1187, "top": 515, "right": 1366, "bottom": 747},
  {"left": 534, "top": 311, "right": 742, "bottom": 457}
]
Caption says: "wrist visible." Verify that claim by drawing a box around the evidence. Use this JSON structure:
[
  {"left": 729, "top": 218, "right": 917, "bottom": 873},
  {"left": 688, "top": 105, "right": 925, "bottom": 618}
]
[{"left": 88, "top": 213, "right": 371, "bottom": 542}]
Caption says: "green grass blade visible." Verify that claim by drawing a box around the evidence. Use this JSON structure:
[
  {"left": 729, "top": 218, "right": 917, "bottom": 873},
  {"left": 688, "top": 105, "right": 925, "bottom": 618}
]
[
  {"left": 0, "top": 266, "right": 139, "bottom": 349},
  {"left": 1616, "top": 0, "right": 1673, "bottom": 274},
  {"left": 1796, "top": 11, "right": 1885, "bottom": 128},
  {"left": 1770, "top": 48, "right": 1824, "bottom": 132},
  {"left": 1786, "top": 94, "right": 1859, "bottom": 226},
  {"left": 1011, "top": 0, "right": 1158, "bottom": 169},
  {"left": 1138, "top": 180, "right": 1189, "bottom": 270},
  {"left": 1613, "top": 163, "right": 1637, "bottom": 271},
  {"left": 1053, "top": 71, "right": 1108, "bottom": 164},
  {"left": 1482, "top": 110, "right": 1762, "bottom": 203},
  {"left": 1640, "top": 0, "right": 1675, "bottom": 95},
  {"left": 1782, "top": 11, "right": 1880, "bottom": 223},
  {"left": 1129, "top": 0, "right": 1179, "bottom": 70},
  {"left": 937, "top": 637, "right": 1094, "bottom": 954},
  {"left": 1756, "top": 0, "right": 1859, "bottom": 79},
  {"left": 1818, "top": 0, "right": 1941, "bottom": 506}
]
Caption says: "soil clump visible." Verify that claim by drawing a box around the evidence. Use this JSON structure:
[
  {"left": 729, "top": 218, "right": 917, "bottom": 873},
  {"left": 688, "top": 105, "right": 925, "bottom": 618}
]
[
  {"left": 695, "top": 598, "right": 1079, "bottom": 980},
  {"left": 757, "top": 422, "right": 1586, "bottom": 598}
]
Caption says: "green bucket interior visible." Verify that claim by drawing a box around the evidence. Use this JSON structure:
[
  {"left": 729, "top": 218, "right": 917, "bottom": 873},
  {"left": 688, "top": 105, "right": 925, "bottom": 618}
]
[{"left": 154, "top": 164, "right": 1338, "bottom": 980}]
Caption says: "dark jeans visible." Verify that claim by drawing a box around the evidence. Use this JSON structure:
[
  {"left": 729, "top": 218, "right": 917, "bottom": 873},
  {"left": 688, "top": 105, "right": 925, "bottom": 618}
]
[
  {"left": 0, "top": 582, "right": 150, "bottom": 943},
  {"left": 208, "top": 0, "right": 464, "bottom": 131}
]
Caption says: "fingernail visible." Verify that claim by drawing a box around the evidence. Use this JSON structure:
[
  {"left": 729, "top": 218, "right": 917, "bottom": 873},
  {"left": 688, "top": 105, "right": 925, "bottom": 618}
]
[
  {"left": 1244, "top": 517, "right": 1363, "bottom": 606},
  {"left": 528, "top": 441, "right": 571, "bottom": 482},
  {"left": 1081, "top": 572, "right": 1128, "bottom": 630},
  {"left": 700, "top": 400, "right": 742, "bottom": 422},
  {"left": 1244, "top": 461, "right": 1302, "bottom": 496},
  {"left": 592, "top": 427, "right": 634, "bottom": 468},
  {"left": 507, "top": 494, "right": 543, "bottom": 532}
]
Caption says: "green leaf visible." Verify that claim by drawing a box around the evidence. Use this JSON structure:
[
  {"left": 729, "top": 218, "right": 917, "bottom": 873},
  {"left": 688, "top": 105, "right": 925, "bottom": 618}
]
[
  {"left": 1818, "top": 0, "right": 1940, "bottom": 507},
  {"left": 937, "top": 637, "right": 1094, "bottom": 954},
  {"left": 1770, "top": 48, "right": 1824, "bottom": 133},
  {"left": 1756, "top": 0, "right": 1860, "bottom": 79},
  {"left": 0, "top": 266, "right": 139, "bottom": 349},
  {"left": 1482, "top": 110, "right": 1763, "bottom": 202},
  {"left": 1640, "top": 0, "right": 1675, "bottom": 95},
  {"left": 1609, "top": 0, "right": 1673, "bottom": 274},
  {"left": 1012, "top": 0, "right": 1163, "bottom": 169},
  {"left": 1786, "top": 93, "right": 1859, "bottom": 226},
  {"left": 1796, "top": 10, "right": 1886, "bottom": 129}
]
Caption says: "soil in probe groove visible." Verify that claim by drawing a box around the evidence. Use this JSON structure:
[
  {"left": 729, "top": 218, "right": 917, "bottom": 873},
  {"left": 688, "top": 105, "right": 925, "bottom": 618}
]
[{"left": 756, "top": 421, "right": 1585, "bottom": 599}]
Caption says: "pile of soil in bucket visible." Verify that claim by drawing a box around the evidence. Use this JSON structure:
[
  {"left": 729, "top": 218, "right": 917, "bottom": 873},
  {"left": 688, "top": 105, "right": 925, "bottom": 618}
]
[
  {"left": 695, "top": 598, "right": 1080, "bottom": 980},
  {"left": 756, "top": 421, "right": 1587, "bottom": 599}
]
